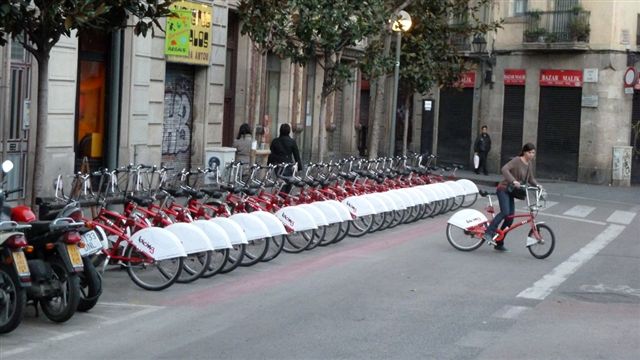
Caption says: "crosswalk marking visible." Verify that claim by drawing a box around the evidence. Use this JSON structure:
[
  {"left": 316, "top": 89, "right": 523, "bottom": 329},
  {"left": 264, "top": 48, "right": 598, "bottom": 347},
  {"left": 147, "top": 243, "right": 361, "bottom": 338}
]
[
  {"left": 606, "top": 210, "right": 637, "bottom": 225},
  {"left": 563, "top": 205, "right": 595, "bottom": 218}
]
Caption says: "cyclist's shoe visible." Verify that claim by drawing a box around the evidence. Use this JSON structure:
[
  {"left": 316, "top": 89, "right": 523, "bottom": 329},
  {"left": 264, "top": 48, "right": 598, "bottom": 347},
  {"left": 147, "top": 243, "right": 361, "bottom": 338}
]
[
  {"left": 493, "top": 242, "right": 509, "bottom": 252},
  {"left": 482, "top": 232, "right": 494, "bottom": 244}
]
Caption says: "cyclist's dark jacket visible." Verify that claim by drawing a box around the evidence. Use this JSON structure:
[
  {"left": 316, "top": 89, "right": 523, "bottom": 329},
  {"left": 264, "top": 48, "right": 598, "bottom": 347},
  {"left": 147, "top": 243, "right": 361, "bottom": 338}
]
[{"left": 268, "top": 135, "right": 302, "bottom": 169}]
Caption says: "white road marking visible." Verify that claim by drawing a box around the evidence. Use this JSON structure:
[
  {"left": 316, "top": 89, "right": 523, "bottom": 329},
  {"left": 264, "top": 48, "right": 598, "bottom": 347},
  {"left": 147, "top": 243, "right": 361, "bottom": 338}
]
[
  {"left": 103, "top": 306, "right": 163, "bottom": 326},
  {"left": 493, "top": 305, "right": 530, "bottom": 319},
  {"left": 456, "top": 330, "right": 502, "bottom": 348},
  {"left": 98, "top": 302, "right": 163, "bottom": 309},
  {"left": 537, "top": 212, "right": 607, "bottom": 226},
  {"left": 1, "top": 347, "right": 31, "bottom": 357},
  {"left": 49, "top": 330, "right": 86, "bottom": 342},
  {"left": 563, "top": 205, "right": 596, "bottom": 218},
  {"left": 606, "top": 210, "right": 636, "bottom": 225},
  {"left": 517, "top": 224, "right": 626, "bottom": 300}
]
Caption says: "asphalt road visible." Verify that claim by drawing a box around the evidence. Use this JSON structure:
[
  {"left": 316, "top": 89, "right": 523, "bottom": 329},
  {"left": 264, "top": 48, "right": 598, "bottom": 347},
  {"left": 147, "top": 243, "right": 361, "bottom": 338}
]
[{"left": 1, "top": 189, "right": 638, "bottom": 360}]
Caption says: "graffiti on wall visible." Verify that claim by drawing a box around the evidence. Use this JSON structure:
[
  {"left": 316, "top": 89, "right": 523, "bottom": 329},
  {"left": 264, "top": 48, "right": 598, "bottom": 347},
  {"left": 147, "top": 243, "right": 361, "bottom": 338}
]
[{"left": 162, "top": 72, "right": 193, "bottom": 170}]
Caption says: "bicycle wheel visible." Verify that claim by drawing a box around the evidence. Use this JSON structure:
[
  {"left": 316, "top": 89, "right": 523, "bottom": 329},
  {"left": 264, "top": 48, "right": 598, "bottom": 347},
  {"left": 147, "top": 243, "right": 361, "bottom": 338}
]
[
  {"left": 528, "top": 224, "right": 555, "bottom": 259},
  {"left": 320, "top": 222, "right": 341, "bottom": 246},
  {"left": 347, "top": 214, "right": 373, "bottom": 237},
  {"left": 388, "top": 209, "right": 404, "bottom": 229},
  {"left": 40, "top": 259, "right": 81, "bottom": 322},
  {"left": 77, "top": 257, "right": 102, "bottom": 312},
  {"left": 241, "top": 238, "right": 269, "bottom": 266},
  {"left": 177, "top": 251, "right": 212, "bottom": 283},
  {"left": 125, "top": 245, "right": 183, "bottom": 291},
  {"left": 462, "top": 193, "right": 478, "bottom": 208},
  {"left": 201, "top": 249, "right": 229, "bottom": 278},
  {"left": 452, "top": 195, "right": 465, "bottom": 211},
  {"left": 369, "top": 212, "right": 386, "bottom": 232},
  {"left": 305, "top": 226, "right": 326, "bottom": 250},
  {"left": 0, "top": 264, "right": 26, "bottom": 334},
  {"left": 220, "top": 244, "right": 246, "bottom": 274},
  {"left": 332, "top": 221, "right": 351, "bottom": 244},
  {"left": 262, "top": 236, "right": 284, "bottom": 262},
  {"left": 446, "top": 223, "right": 484, "bottom": 251},
  {"left": 283, "top": 230, "right": 314, "bottom": 253}
]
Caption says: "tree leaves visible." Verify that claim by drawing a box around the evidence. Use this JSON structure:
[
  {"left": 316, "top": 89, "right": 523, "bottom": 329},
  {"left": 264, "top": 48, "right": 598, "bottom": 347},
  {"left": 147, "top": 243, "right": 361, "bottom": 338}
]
[{"left": 0, "top": 0, "right": 173, "bottom": 53}]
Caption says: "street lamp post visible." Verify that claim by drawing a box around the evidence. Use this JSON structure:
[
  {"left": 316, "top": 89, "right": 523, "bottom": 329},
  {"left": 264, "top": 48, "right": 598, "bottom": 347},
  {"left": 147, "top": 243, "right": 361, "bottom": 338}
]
[{"left": 389, "top": 10, "right": 412, "bottom": 157}]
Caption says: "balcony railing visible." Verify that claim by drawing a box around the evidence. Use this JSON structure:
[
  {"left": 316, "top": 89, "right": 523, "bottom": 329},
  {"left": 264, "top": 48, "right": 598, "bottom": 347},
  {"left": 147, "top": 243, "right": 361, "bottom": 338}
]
[
  {"left": 523, "top": 10, "right": 590, "bottom": 43},
  {"left": 450, "top": 32, "right": 471, "bottom": 52}
]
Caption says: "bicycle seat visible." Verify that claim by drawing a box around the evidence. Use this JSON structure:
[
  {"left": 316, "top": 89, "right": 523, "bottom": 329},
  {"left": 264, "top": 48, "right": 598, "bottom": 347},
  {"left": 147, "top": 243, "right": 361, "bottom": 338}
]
[
  {"left": 183, "top": 188, "right": 205, "bottom": 199},
  {"left": 127, "top": 195, "right": 154, "bottom": 207},
  {"left": 163, "top": 188, "right": 186, "bottom": 198},
  {"left": 205, "top": 199, "right": 224, "bottom": 207},
  {"left": 479, "top": 190, "right": 491, "bottom": 197},
  {"left": 201, "top": 188, "right": 224, "bottom": 198},
  {"left": 304, "top": 179, "right": 320, "bottom": 187},
  {"left": 241, "top": 188, "right": 258, "bottom": 196}
]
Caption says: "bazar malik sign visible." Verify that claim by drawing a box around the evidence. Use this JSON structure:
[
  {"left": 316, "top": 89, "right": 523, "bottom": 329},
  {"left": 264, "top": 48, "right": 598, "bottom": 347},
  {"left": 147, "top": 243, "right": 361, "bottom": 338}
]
[
  {"left": 165, "top": 1, "right": 212, "bottom": 65},
  {"left": 539, "top": 69, "right": 583, "bottom": 87}
]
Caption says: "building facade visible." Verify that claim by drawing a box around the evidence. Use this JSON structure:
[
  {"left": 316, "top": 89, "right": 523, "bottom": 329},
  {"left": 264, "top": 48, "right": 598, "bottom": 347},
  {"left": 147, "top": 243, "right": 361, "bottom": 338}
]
[{"left": 416, "top": 0, "right": 640, "bottom": 185}]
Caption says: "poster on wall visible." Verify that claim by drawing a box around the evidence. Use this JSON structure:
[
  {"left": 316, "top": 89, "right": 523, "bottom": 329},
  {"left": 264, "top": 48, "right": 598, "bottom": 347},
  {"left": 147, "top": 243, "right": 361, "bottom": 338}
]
[
  {"left": 165, "top": 10, "right": 192, "bottom": 56},
  {"left": 165, "top": 1, "right": 212, "bottom": 65}
]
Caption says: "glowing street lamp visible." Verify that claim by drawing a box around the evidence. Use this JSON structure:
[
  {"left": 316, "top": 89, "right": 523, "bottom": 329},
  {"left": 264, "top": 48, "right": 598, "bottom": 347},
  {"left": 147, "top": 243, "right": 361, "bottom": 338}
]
[{"left": 389, "top": 10, "right": 412, "bottom": 156}]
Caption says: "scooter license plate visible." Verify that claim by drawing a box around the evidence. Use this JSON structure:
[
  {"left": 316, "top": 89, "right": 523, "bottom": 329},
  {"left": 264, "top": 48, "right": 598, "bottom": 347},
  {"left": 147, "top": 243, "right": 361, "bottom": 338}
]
[
  {"left": 79, "top": 230, "right": 103, "bottom": 256},
  {"left": 66, "top": 244, "right": 84, "bottom": 270},
  {"left": 11, "top": 251, "right": 30, "bottom": 277}
]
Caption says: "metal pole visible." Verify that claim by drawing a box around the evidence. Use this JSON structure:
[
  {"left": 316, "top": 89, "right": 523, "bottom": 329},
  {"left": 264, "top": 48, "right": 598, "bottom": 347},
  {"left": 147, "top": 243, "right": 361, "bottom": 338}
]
[{"left": 389, "top": 31, "right": 401, "bottom": 156}]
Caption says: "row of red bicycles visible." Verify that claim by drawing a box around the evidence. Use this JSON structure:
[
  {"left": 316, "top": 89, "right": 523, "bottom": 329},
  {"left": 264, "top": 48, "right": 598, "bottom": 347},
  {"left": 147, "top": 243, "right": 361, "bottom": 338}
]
[{"left": 34, "top": 154, "right": 479, "bottom": 302}]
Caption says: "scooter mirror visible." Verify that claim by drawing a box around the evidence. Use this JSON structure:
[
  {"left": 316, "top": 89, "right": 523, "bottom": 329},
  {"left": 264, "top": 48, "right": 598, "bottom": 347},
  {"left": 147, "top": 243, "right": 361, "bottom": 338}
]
[{"left": 1, "top": 160, "right": 14, "bottom": 173}]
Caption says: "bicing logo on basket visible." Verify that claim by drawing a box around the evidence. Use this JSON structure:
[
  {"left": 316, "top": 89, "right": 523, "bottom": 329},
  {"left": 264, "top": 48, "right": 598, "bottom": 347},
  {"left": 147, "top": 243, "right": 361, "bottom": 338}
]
[
  {"left": 137, "top": 236, "right": 156, "bottom": 255},
  {"left": 281, "top": 212, "right": 295, "bottom": 227},
  {"left": 466, "top": 217, "right": 482, "bottom": 224}
]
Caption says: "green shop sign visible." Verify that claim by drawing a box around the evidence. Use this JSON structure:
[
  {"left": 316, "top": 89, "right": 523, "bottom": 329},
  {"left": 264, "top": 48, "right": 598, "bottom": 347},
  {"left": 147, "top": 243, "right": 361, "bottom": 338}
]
[{"left": 165, "top": 9, "right": 192, "bottom": 56}]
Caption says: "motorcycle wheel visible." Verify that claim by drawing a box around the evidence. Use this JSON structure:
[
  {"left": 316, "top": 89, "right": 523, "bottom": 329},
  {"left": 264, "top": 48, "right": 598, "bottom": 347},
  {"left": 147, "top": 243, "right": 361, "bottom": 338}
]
[
  {"left": 40, "top": 259, "right": 81, "bottom": 323},
  {"left": 77, "top": 257, "right": 102, "bottom": 312},
  {"left": 0, "top": 264, "right": 26, "bottom": 334}
]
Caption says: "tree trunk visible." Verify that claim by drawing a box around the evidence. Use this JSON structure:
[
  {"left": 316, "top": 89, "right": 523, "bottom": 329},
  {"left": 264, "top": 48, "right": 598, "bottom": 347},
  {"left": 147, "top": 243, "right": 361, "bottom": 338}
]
[
  {"left": 318, "top": 94, "right": 327, "bottom": 162},
  {"left": 31, "top": 53, "right": 49, "bottom": 209},
  {"left": 402, "top": 95, "right": 411, "bottom": 156},
  {"left": 367, "top": 33, "right": 392, "bottom": 159}
]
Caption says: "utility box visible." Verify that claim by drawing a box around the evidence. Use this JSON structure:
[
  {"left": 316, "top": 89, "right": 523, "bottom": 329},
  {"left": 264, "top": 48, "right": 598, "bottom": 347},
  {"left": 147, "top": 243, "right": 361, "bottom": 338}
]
[
  {"left": 611, "top": 146, "right": 632, "bottom": 186},
  {"left": 204, "top": 147, "right": 236, "bottom": 184}
]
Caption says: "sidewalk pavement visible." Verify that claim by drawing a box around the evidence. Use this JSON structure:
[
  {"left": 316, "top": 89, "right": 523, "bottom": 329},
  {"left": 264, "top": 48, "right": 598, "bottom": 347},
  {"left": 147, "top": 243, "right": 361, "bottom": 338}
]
[{"left": 456, "top": 169, "right": 640, "bottom": 206}]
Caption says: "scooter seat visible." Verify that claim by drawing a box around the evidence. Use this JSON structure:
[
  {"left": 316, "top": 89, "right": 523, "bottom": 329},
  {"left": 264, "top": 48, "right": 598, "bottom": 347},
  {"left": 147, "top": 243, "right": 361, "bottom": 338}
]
[{"left": 25, "top": 221, "right": 53, "bottom": 239}]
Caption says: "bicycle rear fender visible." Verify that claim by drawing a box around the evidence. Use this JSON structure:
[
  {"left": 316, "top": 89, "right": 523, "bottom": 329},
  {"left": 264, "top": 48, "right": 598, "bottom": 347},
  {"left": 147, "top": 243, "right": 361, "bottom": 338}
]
[
  {"left": 275, "top": 206, "right": 318, "bottom": 232},
  {"left": 229, "top": 213, "right": 273, "bottom": 241},
  {"left": 297, "top": 203, "right": 331, "bottom": 226},
  {"left": 129, "top": 227, "right": 187, "bottom": 261},
  {"left": 428, "top": 183, "right": 449, "bottom": 201},
  {"left": 192, "top": 220, "right": 233, "bottom": 249},
  {"left": 249, "top": 211, "right": 287, "bottom": 236},
  {"left": 447, "top": 209, "right": 488, "bottom": 229},
  {"left": 399, "top": 188, "right": 428, "bottom": 205},
  {"left": 342, "top": 196, "right": 377, "bottom": 217},
  {"left": 313, "top": 201, "right": 351, "bottom": 224},
  {"left": 164, "top": 223, "right": 214, "bottom": 254},
  {"left": 377, "top": 192, "right": 408, "bottom": 210},
  {"left": 456, "top": 179, "right": 479, "bottom": 195},
  {"left": 415, "top": 186, "right": 436, "bottom": 203},
  {"left": 320, "top": 200, "right": 353, "bottom": 221},
  {"left": 444, "top": 181, "right": 466, "bottom": 197},
  {"left": 208, "top": 217, "right": 249, "bottom": 245},
  {"left": 388, "top": 189, "right": 414, "bottom": 207},
  {"left": 393, "top": 188, "right": 424, "bottom": 206}
]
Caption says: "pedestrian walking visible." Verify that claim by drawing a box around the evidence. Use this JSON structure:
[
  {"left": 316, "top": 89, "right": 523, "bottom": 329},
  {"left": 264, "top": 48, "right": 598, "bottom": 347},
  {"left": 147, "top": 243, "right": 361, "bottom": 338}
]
[
  {"left": 474, "top": 125, "right": 491, "bottom": 175},
  {"left": 268, "top": 123, "right": 302, "bottom": 193},
  {"left": 483, "top": 142, "right": 541, "bottom": 251},
  {"left": 232, "top": 123, "right": 253, "bottom": 182}
]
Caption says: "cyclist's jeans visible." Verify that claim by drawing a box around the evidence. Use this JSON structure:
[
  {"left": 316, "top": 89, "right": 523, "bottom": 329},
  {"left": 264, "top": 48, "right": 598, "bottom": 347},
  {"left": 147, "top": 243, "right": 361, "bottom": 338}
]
[{"left": 486, "top": 188, "right": 515, "bottom": 238}]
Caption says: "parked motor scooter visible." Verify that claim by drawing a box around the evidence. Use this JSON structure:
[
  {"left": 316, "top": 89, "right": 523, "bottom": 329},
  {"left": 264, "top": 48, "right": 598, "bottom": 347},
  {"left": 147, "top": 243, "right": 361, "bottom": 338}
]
[
  {"left": 0, "top": 160, "right": 32, "bottom": 333},
  {"left": 39, "top": 177, "right": 105, "bottom": 312},
  {"left": 10, "top": 185, "right": 86, "bottom": 322}
]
